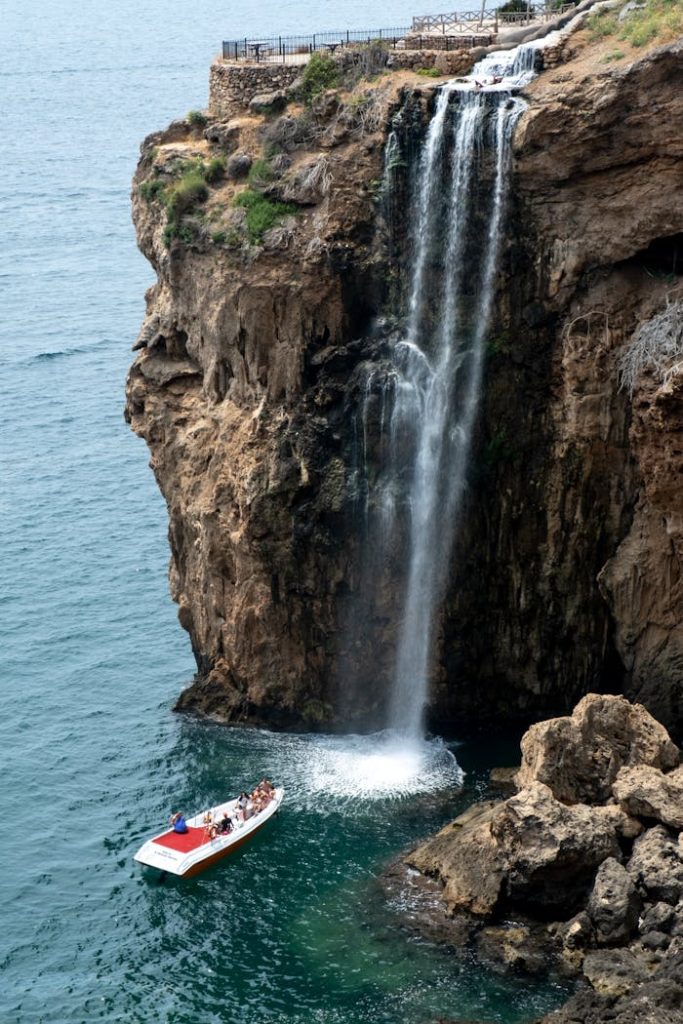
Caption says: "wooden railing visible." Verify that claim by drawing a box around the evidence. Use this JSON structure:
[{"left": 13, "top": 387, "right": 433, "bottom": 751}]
[{"left": 412, "top": 2, "right": 576, "bottom": 33}]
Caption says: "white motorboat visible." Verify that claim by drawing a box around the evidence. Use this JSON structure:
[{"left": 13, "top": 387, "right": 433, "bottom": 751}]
[{"left": 133, "top": 787, "right": 284, "bottom": 877}]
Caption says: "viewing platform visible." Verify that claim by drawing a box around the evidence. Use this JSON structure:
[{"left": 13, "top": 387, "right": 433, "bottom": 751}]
[{"left": 219, "top": 3, "right": 578, "bottom": 66}]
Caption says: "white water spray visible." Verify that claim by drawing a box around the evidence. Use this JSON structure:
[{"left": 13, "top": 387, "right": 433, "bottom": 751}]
[{"left": 368, "top": 49, "right": 534, "bottom": 738}]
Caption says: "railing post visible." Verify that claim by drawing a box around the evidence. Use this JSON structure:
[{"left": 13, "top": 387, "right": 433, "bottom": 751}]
[{"left": 313, "top": 33, "right": 316, "bottom": 52}]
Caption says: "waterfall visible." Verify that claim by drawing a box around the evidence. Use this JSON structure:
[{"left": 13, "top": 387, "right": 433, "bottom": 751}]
[{"left": 360, "top": 49, "right": 533, "bottom": 738}]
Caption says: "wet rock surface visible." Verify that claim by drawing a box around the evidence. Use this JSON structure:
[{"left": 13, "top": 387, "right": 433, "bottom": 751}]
[{"left": 397, "top": 697, "right": 683, "bottom": 1024}]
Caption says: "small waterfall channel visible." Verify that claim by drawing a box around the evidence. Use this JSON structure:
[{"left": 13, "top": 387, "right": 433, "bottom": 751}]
[{"left": 353, "top": 46, "right": 540, "bottom": 738}]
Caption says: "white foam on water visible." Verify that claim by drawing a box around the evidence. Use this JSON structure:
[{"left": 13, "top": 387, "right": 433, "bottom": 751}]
[{"left": 269, "top": 731, "right": 463, "bottom": 808}]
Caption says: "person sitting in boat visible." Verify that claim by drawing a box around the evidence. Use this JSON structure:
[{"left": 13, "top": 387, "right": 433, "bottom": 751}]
[
  {"left": 170, "top": 811, "right": 188, "bottom": 834},
  {"left": 259, "top": 778, "right": 275, "bottom": 796},
  {"left": 218, "top": 811, "right": 233, "bottom": 835}
]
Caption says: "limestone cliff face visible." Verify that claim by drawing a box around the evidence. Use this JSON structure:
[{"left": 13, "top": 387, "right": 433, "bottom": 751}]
[
  {"left": 126, "top": 77, "right": 405, "bottom": 728},
  {"left": 126, "top": 37, "right": 683, "bottom": 736},
  {"left": 434, "top": 38, "right": 683, "bottom": 736}
]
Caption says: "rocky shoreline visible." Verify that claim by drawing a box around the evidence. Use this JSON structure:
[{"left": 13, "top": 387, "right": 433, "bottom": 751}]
[{"left": 387, "top": 695, "right": 683, "bottom": 1023}]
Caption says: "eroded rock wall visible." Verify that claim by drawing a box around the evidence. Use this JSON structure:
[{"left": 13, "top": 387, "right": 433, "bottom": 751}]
[{"left": 127, "top": 38, "right": 683, "bottom": 736}]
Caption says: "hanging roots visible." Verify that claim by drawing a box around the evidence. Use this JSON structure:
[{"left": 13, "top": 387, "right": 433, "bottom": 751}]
[{"left": 618, "top": 301, "right": 683, "bottom": 395}]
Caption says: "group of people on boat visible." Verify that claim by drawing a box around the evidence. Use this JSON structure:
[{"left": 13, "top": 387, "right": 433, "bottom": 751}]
[{"left": 168, "top": 779, "right": 276, "bottom": 840}]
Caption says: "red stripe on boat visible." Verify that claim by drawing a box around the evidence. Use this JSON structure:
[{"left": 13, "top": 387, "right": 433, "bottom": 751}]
[{"left": 152, "top": 827, "right": 210, "bottom": 852}]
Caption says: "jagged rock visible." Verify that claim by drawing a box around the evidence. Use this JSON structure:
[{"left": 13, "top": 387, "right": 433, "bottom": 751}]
[
  {"left": 406, "top": 801, "right": 506, "bottom": 916},
  {"left": 475, "top": 922, "right": 547, "bottom": 973},
  {"left": 587, "top": 858, "right": 641, "bottom": 946},
  {"left": 137, "top": 352, "right": 202, "bottom": 387},
  {"left": 612, "top": 764, "right": 683, "bottom": 830},
  {"left": 517, "top": 695, "right": 680, "bottom": 804},
  {"left": 226, "top": 152, "right": 252, "bottom": 179},
  {"left": 489, "top": 766, "right": 519, "bottom": 795},
  {"left": 628, "top": 826, "right": 683, "bottom": 904},
  {"left": 490, "top": 783, "right": 623, "bottom": 913},
  {"left": 248, "top": 90, "right": 287, "bottom": 114},
  {"left": 641, "top": 929, "right": 671, "bottom": 951},
  {"left": 203, "top": 119, "right": 240, "bottom": 151},
  {"left": 559, "top": 911, "right": 594, "bottom": 950},
  {"left": 132, "top": 312, "right": 161, "bottom": 351},
  {"left": 582, "top": 949, "right": 648, "bottom": 999},
  {"left": 640, "top": 901, "right": 676, "bottom": 935}
]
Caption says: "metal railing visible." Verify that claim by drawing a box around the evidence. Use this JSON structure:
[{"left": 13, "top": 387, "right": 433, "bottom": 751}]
[{"left": 222, "top": 28, "right": 410, "bottom": 64}]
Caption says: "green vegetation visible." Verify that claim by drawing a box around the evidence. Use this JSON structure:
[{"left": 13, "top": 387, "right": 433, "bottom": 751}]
[
  {"left": 588, "top": 0, "right": 683, "bottom": 47},
  {"left": 203, "top": 156, "right": 226, "bottom": 184},
  {"left": 587, "top": 7, "right": 619, "bottom": 39},
  {"left": 248, "top": 158, "right": 275, "bottom": 186},
  {"left": 232, "top": 188, "right": 297, "bottom": 243},
  {"left": 137, "top": 156, "right": 227, "bottom": 244},
  {"left": 416, "top": 67, "right": 442, "bottom": 78},
  {"left": 300, "top": 52, "right": 339, "bottom": 104},
  {"left": 138, "top": 178, "right": 165, "bottom": 202},
  {"left": 601, "top": 48, "right": 626, "bottom": 61},
  {"left": 187, "top": 109, "right": 208, "bottom": 128}
]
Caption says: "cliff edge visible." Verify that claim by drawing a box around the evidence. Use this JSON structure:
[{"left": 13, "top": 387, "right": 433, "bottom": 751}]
[{"left": 126, "top": 23, "right": 683, "bottom": 735}]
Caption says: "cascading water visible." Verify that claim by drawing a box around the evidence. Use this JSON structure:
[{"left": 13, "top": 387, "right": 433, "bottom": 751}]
[{"left": 355, "top": 47, "right": 539, "bottom": 740}]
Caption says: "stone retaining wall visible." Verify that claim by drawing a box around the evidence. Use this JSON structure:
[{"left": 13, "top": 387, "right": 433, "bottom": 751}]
[
  {"left": 386, "top": 49, "right": 477, "bottom": 74},
  {"left": 209, "top": 62, "right": 301, "bottom": 118},
  {"left": 404, "top": 33, "right": 492, "bottom": 50}
]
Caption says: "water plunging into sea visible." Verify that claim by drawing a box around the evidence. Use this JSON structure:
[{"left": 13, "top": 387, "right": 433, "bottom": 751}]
[{"left": 357, "top": 48, "right": 538, "bottom": 740}]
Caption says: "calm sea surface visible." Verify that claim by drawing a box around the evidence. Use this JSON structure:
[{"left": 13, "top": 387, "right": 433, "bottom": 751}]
[{"left": 1, "top": 2, "right": 569, "bottom": 1021}]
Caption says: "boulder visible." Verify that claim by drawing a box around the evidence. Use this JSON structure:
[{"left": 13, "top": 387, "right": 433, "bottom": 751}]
[
  {"left": 612, "top": 764, "right": 683, "bottom": 830},
  {"left": 641, "top": 929, "right": 671, "bottom": 951},
  {"left": 582, "top": 949, "right": 648, "bottom": 999},
  {"left": 406, "top": 801, "right": 506, "bottom": 916},
  {"left": 640, "top": 901, "right": 677, "bottom": 935},
  {"left": 226, "top": 152, "right": 252, "bottom": 180},
  {"left": 203, "top": 119, "right": 240, "bottom": 151},
  {"left": 248, "top": 90, "right": 287, "bottom": 115},
  {"left": 490, "top": 783, "right": 623, "bottom": 914},
  {"left": 517, "top": 694, "right": 680, "bottom": 805},
  {"left": 587, "top": 858, "right": 641, "bottom": 945},
  {"left": 628, "top": 826, "right": 683, "bottom": 904}
]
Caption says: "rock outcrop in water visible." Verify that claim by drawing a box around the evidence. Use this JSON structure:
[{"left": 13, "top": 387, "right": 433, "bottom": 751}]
[
  {"left": 401, "top": 695, "right": 683, "bottom": 1024},
  {"left": 126, "top": 27, "right": 683, "bottom": 736}
]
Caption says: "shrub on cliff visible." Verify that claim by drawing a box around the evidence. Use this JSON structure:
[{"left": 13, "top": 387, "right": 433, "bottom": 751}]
[
  {"left": 232, "top": 188, "right": 297, "bottom": 243},
  {"left": 300, "top": 52, "right": 339, "bottom": 105},
  {"left": 187, "top": 109, "right": 208, "bottom": 128},
  {"left": 165, "top": 171, "right": 209, "bottom": 222},
  {"left": 139, "top": 156, "right": 226, "bottom": 245}
]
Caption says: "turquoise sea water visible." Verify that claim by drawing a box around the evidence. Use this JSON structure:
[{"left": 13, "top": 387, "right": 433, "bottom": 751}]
[{"left": 1, "top": 2, "right": 570, "bottom": 1021}]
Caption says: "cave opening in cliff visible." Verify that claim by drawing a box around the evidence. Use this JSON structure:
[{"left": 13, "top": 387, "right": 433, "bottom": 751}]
[{"left": 628, "top": 232, "right": 683, "bottom": 278}]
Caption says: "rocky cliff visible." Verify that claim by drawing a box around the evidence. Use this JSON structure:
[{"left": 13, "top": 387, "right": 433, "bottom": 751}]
[
  {"left": 400, "top": 695, "right": 683, "bottom": 1024},
  {"left": 126, "top": 28, "right": 683, "bottom": 736}
]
